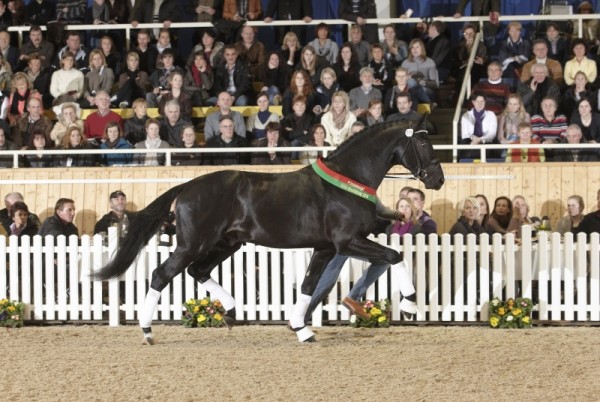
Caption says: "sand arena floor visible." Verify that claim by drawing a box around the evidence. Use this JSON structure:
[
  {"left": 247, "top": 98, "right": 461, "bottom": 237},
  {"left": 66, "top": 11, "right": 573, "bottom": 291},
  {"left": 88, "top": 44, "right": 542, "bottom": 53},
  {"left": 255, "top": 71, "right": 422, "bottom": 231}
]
[{"left": 2, "top": 324, "right": 599, "bottom": 401}]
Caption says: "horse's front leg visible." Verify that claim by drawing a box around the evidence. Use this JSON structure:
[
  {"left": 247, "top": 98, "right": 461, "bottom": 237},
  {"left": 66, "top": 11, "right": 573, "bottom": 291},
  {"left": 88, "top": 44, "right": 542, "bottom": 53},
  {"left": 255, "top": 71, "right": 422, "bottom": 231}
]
[{"left": 290, "top": 248, "right": 336, "bottom": 343}]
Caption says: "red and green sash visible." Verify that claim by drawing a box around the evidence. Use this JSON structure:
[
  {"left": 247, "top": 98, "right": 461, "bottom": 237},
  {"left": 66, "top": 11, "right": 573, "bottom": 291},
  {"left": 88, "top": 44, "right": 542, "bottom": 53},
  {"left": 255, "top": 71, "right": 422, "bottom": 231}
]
[{"left": 311, "top": 158, "right": 377, "bottom": 204}]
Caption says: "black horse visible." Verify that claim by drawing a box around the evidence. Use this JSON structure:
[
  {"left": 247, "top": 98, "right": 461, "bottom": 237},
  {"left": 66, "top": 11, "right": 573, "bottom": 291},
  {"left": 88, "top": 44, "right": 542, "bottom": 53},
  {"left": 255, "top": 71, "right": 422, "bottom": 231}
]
[{"left": 95, "top": 120, "right": 444, "bottom": 343}]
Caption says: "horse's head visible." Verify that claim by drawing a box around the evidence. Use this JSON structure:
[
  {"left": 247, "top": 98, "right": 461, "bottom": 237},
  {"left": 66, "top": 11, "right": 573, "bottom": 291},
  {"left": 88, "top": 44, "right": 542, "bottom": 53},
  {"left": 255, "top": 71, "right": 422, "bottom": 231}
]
[{"left": 394, "top": 117, "right": 444, "bottom": 190}]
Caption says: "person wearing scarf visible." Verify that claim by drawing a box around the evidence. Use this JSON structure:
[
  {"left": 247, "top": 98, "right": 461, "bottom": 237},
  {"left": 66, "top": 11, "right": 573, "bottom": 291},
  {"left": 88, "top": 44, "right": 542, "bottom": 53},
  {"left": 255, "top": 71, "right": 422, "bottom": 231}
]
[
  {"left": 134, "top": 118, "right": 170, "bottom": 166},
  {"left": 184, "top": 51, "right": 214, "bottom": 107},
  {"left": 100, "top": 121, "right": 132, "bottom": 166},
  {"left": 320, "top": 91, "right": 356, "bottom": 146},
  {"left": 459, "top": 92, "right": 498, "bottom": 160},
  {"left": 7, "top": 72, "right": 42, "bottom": 126},
  {"left": 246, "top": 92, "right": 279, "bottom": 140},
  {"left": 386, "top": 197, "right": 422, "bottom": 237}
]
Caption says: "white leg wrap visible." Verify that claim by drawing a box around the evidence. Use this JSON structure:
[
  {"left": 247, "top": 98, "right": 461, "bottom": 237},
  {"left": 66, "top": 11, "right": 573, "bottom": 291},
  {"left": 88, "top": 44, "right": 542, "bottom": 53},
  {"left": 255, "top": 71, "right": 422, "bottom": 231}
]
[
  {"left": 290, "top": 294, "right": 311, "bottom": 329},
  {"left": 399, "top": 298, "right": 417, "bottom": 314},
  {"left": 202, "top": 278, "right": 235, "bottom": 311},
  {"left": 139, "top": 288, "right": 161, "bottom": 328},
  {"left": 295, "top": 326, "right": 316, "bottom": 343},
  {"left": 397, "top": 261, "right": 416, "bottom": 298}
]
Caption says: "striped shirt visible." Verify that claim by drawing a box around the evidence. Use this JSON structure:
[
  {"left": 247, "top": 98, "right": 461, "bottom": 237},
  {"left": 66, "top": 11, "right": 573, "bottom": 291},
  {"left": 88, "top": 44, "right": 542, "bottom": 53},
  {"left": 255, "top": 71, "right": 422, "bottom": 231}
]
[{"left": 530, "top": 114, "right": 567, "bottom": 142}]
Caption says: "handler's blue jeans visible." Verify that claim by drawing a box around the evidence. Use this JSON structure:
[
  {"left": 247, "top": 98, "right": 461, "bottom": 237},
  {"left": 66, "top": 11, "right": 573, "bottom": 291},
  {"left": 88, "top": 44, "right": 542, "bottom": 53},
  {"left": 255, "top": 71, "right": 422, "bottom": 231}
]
[{"left": 305, "top": 254, "right": 389, "bottom": 321}]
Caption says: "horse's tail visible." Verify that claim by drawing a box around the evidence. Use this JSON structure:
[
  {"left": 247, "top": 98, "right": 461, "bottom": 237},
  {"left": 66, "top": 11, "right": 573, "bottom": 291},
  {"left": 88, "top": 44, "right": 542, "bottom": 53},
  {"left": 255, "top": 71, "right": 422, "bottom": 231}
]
[{"left": 93, "top": 184, "right": 186, "bottom": 280}]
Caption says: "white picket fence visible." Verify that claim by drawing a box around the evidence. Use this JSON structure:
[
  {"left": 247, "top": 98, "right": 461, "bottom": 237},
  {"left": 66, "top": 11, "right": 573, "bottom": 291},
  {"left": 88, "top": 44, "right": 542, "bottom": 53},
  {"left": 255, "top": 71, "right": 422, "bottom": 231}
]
[{"left": 1, "top": 226, "right": 599, "bottom": 327}]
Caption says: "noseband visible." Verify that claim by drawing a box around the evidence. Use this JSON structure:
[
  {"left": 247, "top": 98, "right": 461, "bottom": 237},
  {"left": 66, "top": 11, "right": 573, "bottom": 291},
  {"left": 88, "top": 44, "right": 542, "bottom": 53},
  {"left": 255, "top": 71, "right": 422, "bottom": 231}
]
[{"left": 400, "top": 129, "right": 437, "bottom": 181}]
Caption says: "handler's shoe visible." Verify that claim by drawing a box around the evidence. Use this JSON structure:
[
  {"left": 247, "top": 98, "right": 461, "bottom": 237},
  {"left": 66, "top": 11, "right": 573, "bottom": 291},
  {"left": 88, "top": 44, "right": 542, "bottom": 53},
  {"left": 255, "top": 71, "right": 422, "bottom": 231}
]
[{"left": 342, "top": 297, "right": 370, "bottom": 320}]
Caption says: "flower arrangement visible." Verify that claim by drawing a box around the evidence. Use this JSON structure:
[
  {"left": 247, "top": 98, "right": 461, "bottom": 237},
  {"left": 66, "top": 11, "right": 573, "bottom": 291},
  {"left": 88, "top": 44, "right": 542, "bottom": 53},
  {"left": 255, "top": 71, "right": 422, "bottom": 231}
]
[
  {"left": 349, "top": 299, "right": 391, "bottom": 328},
  {"left": 0, "top": 299, "right": 25, "bottom": 328},
  {"left": 489, "top": 297, "right": 533, "bottom": 329},
  {"left": 182, "top": 298, "right": 227, "bottom": 328}
]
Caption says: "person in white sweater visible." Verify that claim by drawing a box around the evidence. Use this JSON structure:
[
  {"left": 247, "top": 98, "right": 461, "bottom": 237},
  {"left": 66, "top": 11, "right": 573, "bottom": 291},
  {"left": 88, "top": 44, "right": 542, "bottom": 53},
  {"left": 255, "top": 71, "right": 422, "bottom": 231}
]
[
  {"left": 49, "top": 51, "right": 85, "bottom": 106},
  {"left": 320, "top": 90, "right": 357, "bottom": 146}
]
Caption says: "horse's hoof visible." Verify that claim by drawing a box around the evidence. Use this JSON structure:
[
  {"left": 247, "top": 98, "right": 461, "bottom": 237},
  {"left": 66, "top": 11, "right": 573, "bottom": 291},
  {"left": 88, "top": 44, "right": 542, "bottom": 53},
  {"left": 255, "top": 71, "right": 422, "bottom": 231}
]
[
  {"left": 342, "top": 296, "right": 371, "bottom": 320},
  {"left": 402, "top": 312, "right": 414, "bottom": 320},
  {"left": 223, "top": 308, "right": 236, "bottom": 330},
  {"left": 141, "top": 327, "right": 155, "bottom": 345},
  {"left": 290, "top": 324, "right": 316, "bottom": 343}
]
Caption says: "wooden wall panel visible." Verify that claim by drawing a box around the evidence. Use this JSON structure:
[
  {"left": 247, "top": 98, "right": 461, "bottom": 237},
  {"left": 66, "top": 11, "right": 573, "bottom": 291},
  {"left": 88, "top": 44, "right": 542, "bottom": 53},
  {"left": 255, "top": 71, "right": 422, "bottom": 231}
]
[{"left": 0, "top": 163, "right": 599, "bottom": 236}]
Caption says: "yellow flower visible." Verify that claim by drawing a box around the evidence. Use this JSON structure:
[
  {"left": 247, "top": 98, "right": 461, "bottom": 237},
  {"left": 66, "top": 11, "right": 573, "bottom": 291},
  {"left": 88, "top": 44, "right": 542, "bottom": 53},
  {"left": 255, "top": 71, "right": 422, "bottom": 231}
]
[
  {"left": 186, "top": 299, "right": 195, "bottom": 305},
  {"left": 7, "top": 306, "right": 15, "bottom": 312},
  {"left": 370, "top": 307, "right": 382, "bottom": 316},
  {"left": 200, "top": 299, "right": 209, "bottom": 306},
  {"left": 193, "top": 306, "right": 199, "bottom": 313},
  {"left": 213, "top": 313, "right": 222, "bottom": 321},
  {"left": 378, "top": 316, "right": 387, "bottom": 323},
  {"left": 490, "top": 316, "right": 499, "bottom": 327},
  {"left": 512, "top": 308, "right": 522, "bottom": 316},
  {"left": 0, "top": 299, "right": 7, "bottom": 306},
  {"left": 214, "top": 300, "right": 222, "bottom": 308},
  {"left": 498, "top": 307, "right": 506, "bottom": 316},
  {"left": 522, "top": 316, "right": 530, "bottom": 324},
  {"left": 197, "top": 314, "right": 207, "bottom": 323}
]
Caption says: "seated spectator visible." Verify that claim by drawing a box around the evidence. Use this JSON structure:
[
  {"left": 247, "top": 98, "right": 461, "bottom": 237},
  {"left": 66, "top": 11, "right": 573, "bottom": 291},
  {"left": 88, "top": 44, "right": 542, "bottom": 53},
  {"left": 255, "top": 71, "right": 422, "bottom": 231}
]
[
  {"left": 561, "top": 71, "right": 594, "bottom": 119},
  {"left": 572, "top": 2, "right": 598, "bottom": 48},
  {"left": 471, "top": 61, "right": 511, "bottom": 115},
  {"left": 211, "top": 44, "right": 253, "bottom": 107},
  {"left": 497, "top": 93, "right": 530, "bottom": 145},
  {"left": 246, "top": 92, "right": 280, "bottom": 141},
  {"left": 313, "top": 67, "right": 339, "bottom": 115},
  {"left": 543, "top": 22, "right": 569, "bottom": 66},
  {"left": 235, "top": 26, "right": 266, "bottom": 80},
  {"left": 50, "top": 51, "right": 85, "bottom": 106},
  {"left": 570, "top": 97, "right": 600, "bottom": 143},
  {"left": 577, "top": 189, "right": 600, "bottom": 235},
  {"left": 159, "top": 100, "right": 191, "bottom": 147},
  {"left": 54, "top": 31, "right": 89, "bottom": 72},
  {"left": 183, "top": 51, "right": 214, "bottom": 107},
  {"left": 114, "top": 51, "right": 150, "bottom": 108},
  {"left": 348, "top": 67, "right": 382, "bottom": 118},
  {"left": 362, "top": 98, "right": 385, "bottom": 126},
  {"left": 386, "top": 92, "right": 422, "bottom": 123},
  {"left": 282, "top": 69, "right": 316, "bottom": 117},
  {"left": 406, "top": 188, "right": 437, "bottom": 234},
  {"left": 564, "top": 39, "right": 597, "bottom": 86},
  {"left": 8, "top": 201, "right": 39, "bottom": 238},
  {"left": 146, "top": 49, "right": 184, "bottom": 108},
  {"left": 485, "top": 196, "right": 513, "bottom": 235},
  {"left": 426, "top": 20, "right": 452, "bottom": 83},
  {"left": 56, "top": 126, "right": 98, "bottom": 167},
  {"left": 24, "top": 53, "right": 52, "bottom": 109},
  {"left": 279, "top": 32, "right": 302, "bottom": 69},
  {"left": 296, "top": 45, "right": 328, "bottom": 88},
  {"left": 0, "top": 31, "right": 18, "bottom": 73},
  {"left": 519, "top": 63, "right": 561, "bottom": 116},
  {"left": 383, "top": 67, "right": 428, "bottom": 115},
  {"left": 188, "top": 28, "right": 223, "bottom": 70},
  {"left": 133, "top": 29, "right": 159, "bottom": 75},
  {"left": 449, "top": 197, "right": 485, "bottom": 236},
  {"left": 0, "top": 192, "right": 41, "bottom": 234},
  {"left": 507, "top": 195, "right": 541, "bottom": 237},
  {"left": 150, "top": 29, "right": 181, "bottom": 70},
  {"left": 250, "top": 121, "right": 291, "bottom": 165},
  {"left": 38, "top": 198, "right": 79, "bottom": 237},
  {"left": 203, "top": 91, "right": 246, "bottom": 141},
  {"left": 12, "top": 97, "right": 52, "bottom": 148},
  {"left": 256, "top": 51, "right": 290, "bottom": 106},
  {"left": 556, "top": 195, "right": 585, "bottom": 235},
  {"left": 459, "top": 92, "right": 498, "bottom": 160},
  {"left": 17, "top": 25, "right": 54, "bottom": 71},
  {"left": 348, "top": 24, "right": 371, "bottom": 67},
  {"left": 24, "top": 130, "right": 54, "bottom": 168},
  {"left": 476, "top": 194, "right": 491, "bottom": 228},
  {"left": 520, "top": 39, "right": 563, "bottom": 87},
  {"left": 157, "top": 71, "right": 193, "bottom": 120},
  {"left": 506, "top": 122, "right": 545, "bottom": 162},
  {"left": 320, "top": 90, "right": 357, "bottom": 146},
  {"left": 309, "top": 23, "right": 338, "bottom": 65},
  {"left": 93, "top": 190, "right": 130, "bottom": 235},
  {"left": 452, "top": 23, "right": 487, "bottom": 89},
  {"left": 333, "top": 42, "right": 361, "bottom": 93},
  {"left": 299, "top": 123, "right": 329, "bottom": 165},
  {"left": 0, "top": 125, "right": 18, "bottom": 168},
  {"left": 553, "top": 124, "right": 599, "bottom": 162},
  {"left": 83, "top": 90, "right": 123, "bottom": 144},
  {"left": 368, "top": 43, "right": 394, "bottom": 98},
  {"left": 0, "top": 53, "right": 11, "bottom": 96},
  {"left": 172, "top": 125, "right": 203, "bottom": 166},
  {"left": 50, "top": 102, "right": 84, "bottom": 147},
  {"left": 280, "top": 94, "right": 314, "bottom": 145},
  {"left": 99, "top": 36, "right": 122, "bottom": 77},
  {"left": 6, "top": 72, "right": 42, "bottom": 126},
  {"left": 401, "top": 38, "right": 439, "bottom": 101},
  {"left": 381, "top": 24, "right": 408, "bottom": 68},
  {"left": 497, "top": 21, "right": 531, "bottom": 81},
  {"left": 99, "top": 121, "right": 132, "bottom": 166},
  {"left": 134, "top": 118, "right": 170, "bottom": 166},
  {"left": 205, "top": 115, "right": 248, "bottom": 165},
  {"left": 530, "top": 97, "right": 567, "bottom": 161},
  {"left": 124, "top": 98, "right": 149, "bottom": 145},
  {"left": 386, "top": 196, "right": 422, "bottom": 236},
  {"left": 81, "top": 49, "right": 115, "bottom": 108}
]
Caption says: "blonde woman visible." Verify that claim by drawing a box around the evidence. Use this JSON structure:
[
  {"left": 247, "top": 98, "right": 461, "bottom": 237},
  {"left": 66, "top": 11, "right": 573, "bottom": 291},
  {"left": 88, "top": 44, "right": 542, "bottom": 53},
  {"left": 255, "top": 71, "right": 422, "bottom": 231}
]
[
  {"left": 386, "top": 196, "right": 422, "bottom": 236},
  {"left": 281, "top": 31, "right": 302, "bottom": 68},
  {"left": 6, "top": 72, "right": 42, "bottom": 125},
  {"left": 449, "top": 197, "right": 486, "bottom": 236},
  {"left": 498, "top": 93, "right": 530, "bottom": 144},
  {"left": 320, "top": 90, "right": 357, "bottom": 146},
  {"left": 84, "top": 49, "right": 115, "bottom": 107}
]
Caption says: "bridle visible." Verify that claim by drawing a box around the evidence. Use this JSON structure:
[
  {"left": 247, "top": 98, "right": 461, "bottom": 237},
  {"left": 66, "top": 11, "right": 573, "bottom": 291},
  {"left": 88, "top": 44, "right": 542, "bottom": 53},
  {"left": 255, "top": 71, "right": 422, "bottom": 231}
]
[{"left": 399, "top": 128, "right": 438, "bottom": 181}]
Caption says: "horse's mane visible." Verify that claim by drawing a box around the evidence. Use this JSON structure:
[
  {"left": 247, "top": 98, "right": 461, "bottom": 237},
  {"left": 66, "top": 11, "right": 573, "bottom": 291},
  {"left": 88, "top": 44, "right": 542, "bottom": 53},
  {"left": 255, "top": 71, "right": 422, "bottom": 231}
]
[{"left": 324, "top": 120, "right": 418, "bottom": 160}]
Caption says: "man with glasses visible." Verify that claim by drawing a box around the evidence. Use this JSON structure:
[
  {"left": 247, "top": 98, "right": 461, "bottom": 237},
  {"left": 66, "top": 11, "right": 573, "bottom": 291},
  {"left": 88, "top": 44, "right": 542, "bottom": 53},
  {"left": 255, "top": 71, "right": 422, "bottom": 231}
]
[
  {"left": 204, "top": 115, "right": 248, "bottom": 165},
  {"left": 83, "top": 90, "right": 123, "bottom": 144},
  {"left": 520, "top": 39, "right": 563, "bottom": 86},
  {"left": 470, "top": 61, "right": 511, "bottom": 115}
]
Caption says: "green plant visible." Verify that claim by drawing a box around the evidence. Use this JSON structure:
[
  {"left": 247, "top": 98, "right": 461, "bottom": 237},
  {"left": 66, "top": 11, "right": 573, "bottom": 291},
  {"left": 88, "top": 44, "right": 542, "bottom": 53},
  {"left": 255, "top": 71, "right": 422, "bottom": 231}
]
[
  {"left": 489, "top": 297, "right": 533, "bottom": 329},
  {"left": 182, "top": 298, "right": 227, "bottom": 328},
  {"left": 349, "top": 299, "right": 391, "bottom": 328},
  {"left": 0, "top": 299, "right": 24, "bottom": 328}
]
